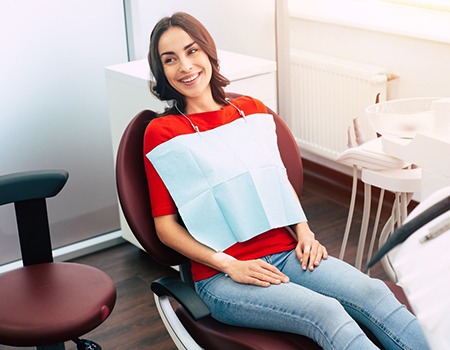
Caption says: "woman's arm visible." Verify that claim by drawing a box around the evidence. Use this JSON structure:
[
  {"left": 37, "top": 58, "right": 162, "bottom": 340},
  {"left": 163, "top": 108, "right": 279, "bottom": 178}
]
[
  {"left": 291, "top": 222, "right": 328, "bottom": 271},
  {"left": 155, "top": 214, "right": 289, "bottom": 287}
]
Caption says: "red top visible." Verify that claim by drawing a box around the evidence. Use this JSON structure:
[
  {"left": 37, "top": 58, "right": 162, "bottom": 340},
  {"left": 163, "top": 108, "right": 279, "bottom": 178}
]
[{"left": 143, "top": 96, "right": 297, "bottom": 281}]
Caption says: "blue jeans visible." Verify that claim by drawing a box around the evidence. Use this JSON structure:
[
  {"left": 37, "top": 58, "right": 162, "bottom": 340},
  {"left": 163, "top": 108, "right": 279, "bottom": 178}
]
[{"left": 195, "top": 252, "right": 429, "bottom": 350}]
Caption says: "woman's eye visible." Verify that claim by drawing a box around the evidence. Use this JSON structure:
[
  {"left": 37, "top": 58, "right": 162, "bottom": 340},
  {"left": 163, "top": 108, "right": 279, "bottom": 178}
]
[
  {"left": 188, "top": 48, "right": 198, "bottom": 55},
  {"left": 164, "top": 57, "right": 175, "bottom": 64}
]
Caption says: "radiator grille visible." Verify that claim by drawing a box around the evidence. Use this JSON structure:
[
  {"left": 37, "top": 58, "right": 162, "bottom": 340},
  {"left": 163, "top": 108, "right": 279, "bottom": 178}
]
[{"left": 290, "top": 50, "right": 389, "bottom": 160}]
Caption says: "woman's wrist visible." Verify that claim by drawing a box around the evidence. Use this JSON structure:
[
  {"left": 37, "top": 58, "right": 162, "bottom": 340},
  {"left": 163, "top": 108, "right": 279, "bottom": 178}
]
[
  {"left": 293, "top": 222, "right": 314, "bottom": 239},
  {"left": 211, "top": 251, "right": 237, "bottom": 273}
]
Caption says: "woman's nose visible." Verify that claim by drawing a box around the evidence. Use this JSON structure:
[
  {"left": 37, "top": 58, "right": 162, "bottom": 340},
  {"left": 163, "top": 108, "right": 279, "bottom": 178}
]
[{"left": 179, "top": 57, "right": 193, "bottom": 72}]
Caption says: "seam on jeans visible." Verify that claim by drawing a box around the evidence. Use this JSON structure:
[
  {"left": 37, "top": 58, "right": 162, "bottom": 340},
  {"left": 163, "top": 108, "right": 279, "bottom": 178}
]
[{"left": 334, "top": 295, "right": 412, "bottom": 350}]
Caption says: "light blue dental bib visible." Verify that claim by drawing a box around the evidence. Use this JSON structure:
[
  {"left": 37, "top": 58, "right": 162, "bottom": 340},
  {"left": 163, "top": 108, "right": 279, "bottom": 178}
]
[{"left": 147, "top": 113, "right": 306, "bottom": 251}]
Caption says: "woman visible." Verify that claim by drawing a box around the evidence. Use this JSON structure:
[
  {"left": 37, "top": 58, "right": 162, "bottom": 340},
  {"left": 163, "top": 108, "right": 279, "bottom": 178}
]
[{"left": 143, "top": 12, "right": 429, "bottom": 350}]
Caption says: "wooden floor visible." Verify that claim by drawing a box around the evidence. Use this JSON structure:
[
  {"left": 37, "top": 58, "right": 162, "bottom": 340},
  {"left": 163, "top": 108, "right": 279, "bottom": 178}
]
[{"left": 0, "top": 175, "right": 391, "bottom": 350}]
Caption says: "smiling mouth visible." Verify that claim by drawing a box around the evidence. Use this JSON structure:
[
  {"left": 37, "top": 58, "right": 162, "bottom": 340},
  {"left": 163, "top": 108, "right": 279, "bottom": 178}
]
[{"left": 180, "top": 73, "right": 200, "bottom": 84}]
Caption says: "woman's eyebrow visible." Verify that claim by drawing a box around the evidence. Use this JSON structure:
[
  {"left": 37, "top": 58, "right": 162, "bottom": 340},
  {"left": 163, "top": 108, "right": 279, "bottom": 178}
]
[{"left": 160, "top": 41, "right": 196, "bottom": 57}]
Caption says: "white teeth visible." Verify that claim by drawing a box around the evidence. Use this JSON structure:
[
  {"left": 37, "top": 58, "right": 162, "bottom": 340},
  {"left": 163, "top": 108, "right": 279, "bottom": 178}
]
[{"left": 181, "top": 74, "right": 199, "bottom": 83}]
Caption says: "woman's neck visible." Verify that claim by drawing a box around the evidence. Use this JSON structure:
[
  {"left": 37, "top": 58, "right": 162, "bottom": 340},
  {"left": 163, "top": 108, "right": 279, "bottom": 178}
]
[{"left": 185, "top": 95, "right": 223, "bottom": 115}]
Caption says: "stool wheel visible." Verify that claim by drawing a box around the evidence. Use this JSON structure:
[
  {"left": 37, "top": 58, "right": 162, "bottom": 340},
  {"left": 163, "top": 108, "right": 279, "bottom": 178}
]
[{"left": 74, "top": 338, "right": 102, "bottom": 350}]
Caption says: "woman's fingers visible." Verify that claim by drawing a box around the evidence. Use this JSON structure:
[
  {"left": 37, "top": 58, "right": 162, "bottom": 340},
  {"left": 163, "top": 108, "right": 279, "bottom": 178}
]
[
  {"left": 251, "top": 260, "right": 289, "bottom": 284},
  {"left": 298, "top": 240, "right": 328, "bottom": 271},
  {"left": 228, "top": 259, "right": 289, "bottom": 286}
]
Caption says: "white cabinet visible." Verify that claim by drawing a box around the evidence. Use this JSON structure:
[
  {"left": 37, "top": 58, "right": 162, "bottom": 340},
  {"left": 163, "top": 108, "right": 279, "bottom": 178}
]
[{"left": 106, "top": 50, "right": 277, "bottom": 248}]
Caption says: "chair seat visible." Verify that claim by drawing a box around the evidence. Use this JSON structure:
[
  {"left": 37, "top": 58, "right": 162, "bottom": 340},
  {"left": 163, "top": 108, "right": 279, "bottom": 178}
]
[
  {"left": 176, "top": 306, "right": 320, "bottom": 350},
  {"left": 175, "top": 281, "right": 411, "bottom": 350},
  {"left": 0, "top": 262, "right": 116, "bottom": 346}
]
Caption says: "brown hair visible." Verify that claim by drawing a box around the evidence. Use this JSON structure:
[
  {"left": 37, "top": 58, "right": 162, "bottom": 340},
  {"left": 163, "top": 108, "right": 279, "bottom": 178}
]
[{"left": 148, "top": 12, "right": 230, "bottom": 114}]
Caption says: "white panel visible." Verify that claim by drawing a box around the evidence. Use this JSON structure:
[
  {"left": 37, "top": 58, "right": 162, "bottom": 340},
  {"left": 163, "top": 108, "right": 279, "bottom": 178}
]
[
  {"left": 125, "top": 0, "right": 276, "bottom": 61},
  {"left": 0, "top": 0, "right": 128, "bottom": 265}
]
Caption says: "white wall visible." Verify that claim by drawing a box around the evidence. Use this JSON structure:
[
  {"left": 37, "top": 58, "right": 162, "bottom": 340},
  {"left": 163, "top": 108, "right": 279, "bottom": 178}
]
[
  {"left": 289, "top": 19, "right": 450, "bottom": 100},
  {"left": 0, "top": 0, "right": 277, "bottom": 266},
  {"left": 2, "top": 0, "right": 447, "bottom": 267},
  {"left": 0, "top": 0, "right": 128, "bottom": 265},
  {"left": 126, "top": 0, "right": 276, "bottom": 61},
  {"left": 288, "top": 7, "right": 450, "bottom": 199}
]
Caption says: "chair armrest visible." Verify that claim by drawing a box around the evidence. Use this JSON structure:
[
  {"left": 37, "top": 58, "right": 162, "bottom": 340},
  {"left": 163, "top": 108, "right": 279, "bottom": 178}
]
[{"left": 151, "top": 276, "right": 211, "bottom": 321}]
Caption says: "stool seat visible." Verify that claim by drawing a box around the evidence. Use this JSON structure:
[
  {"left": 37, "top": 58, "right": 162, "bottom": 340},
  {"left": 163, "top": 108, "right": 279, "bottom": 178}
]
[{"left": 0, "top": 262, "right": 116, "bottom": 347}]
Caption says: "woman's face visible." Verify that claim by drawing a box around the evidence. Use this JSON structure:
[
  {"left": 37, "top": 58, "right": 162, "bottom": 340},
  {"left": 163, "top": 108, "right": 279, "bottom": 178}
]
[{"left": 158, "top": 26, "right": 213, "bottom": 103}]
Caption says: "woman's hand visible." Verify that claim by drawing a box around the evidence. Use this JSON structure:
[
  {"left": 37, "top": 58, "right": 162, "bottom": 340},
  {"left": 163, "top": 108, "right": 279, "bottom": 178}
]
[
  {"left": 219, "top": 255, "right": 290, "bottom": 287},
  {"left": 154, "top": 217, "right": 289, "bottom": 288},
  {"left": 293, "top": 222, "right": 328, "bottom": 271}
]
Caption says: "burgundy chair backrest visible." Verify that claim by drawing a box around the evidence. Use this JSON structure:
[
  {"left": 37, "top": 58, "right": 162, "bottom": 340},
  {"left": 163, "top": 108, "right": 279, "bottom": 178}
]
[
  {"left": 116, "top": 93, "right": 303, "bottom": 267},
  {"left": 116, "top": 109, "right": 187, "bottom": 266}
]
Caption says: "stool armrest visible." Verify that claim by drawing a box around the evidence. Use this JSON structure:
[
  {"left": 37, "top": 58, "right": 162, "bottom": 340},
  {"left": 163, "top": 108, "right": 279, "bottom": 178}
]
[{"left": 0, "top": 169, "right": 68, "bottom": 205}]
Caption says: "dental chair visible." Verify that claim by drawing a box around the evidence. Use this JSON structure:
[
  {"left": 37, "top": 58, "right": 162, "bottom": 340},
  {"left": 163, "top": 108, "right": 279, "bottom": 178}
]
[
  {"left": 0, "top": 169, "right": 116, "bottom": 350},
  {"left": 116, "top": 93, "right": 412, "bottom": 349}
]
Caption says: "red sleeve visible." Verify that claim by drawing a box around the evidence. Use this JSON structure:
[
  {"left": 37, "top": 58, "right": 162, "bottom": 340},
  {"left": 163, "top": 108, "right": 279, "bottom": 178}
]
[{"left": 143, "top": 118, "right": 178, "bottom": 217}]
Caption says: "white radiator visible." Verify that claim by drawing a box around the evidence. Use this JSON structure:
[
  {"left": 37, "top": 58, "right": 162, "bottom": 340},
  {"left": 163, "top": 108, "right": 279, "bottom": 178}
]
[{"left": 290, "top": 50, "right": 392, "bottom": 160}]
